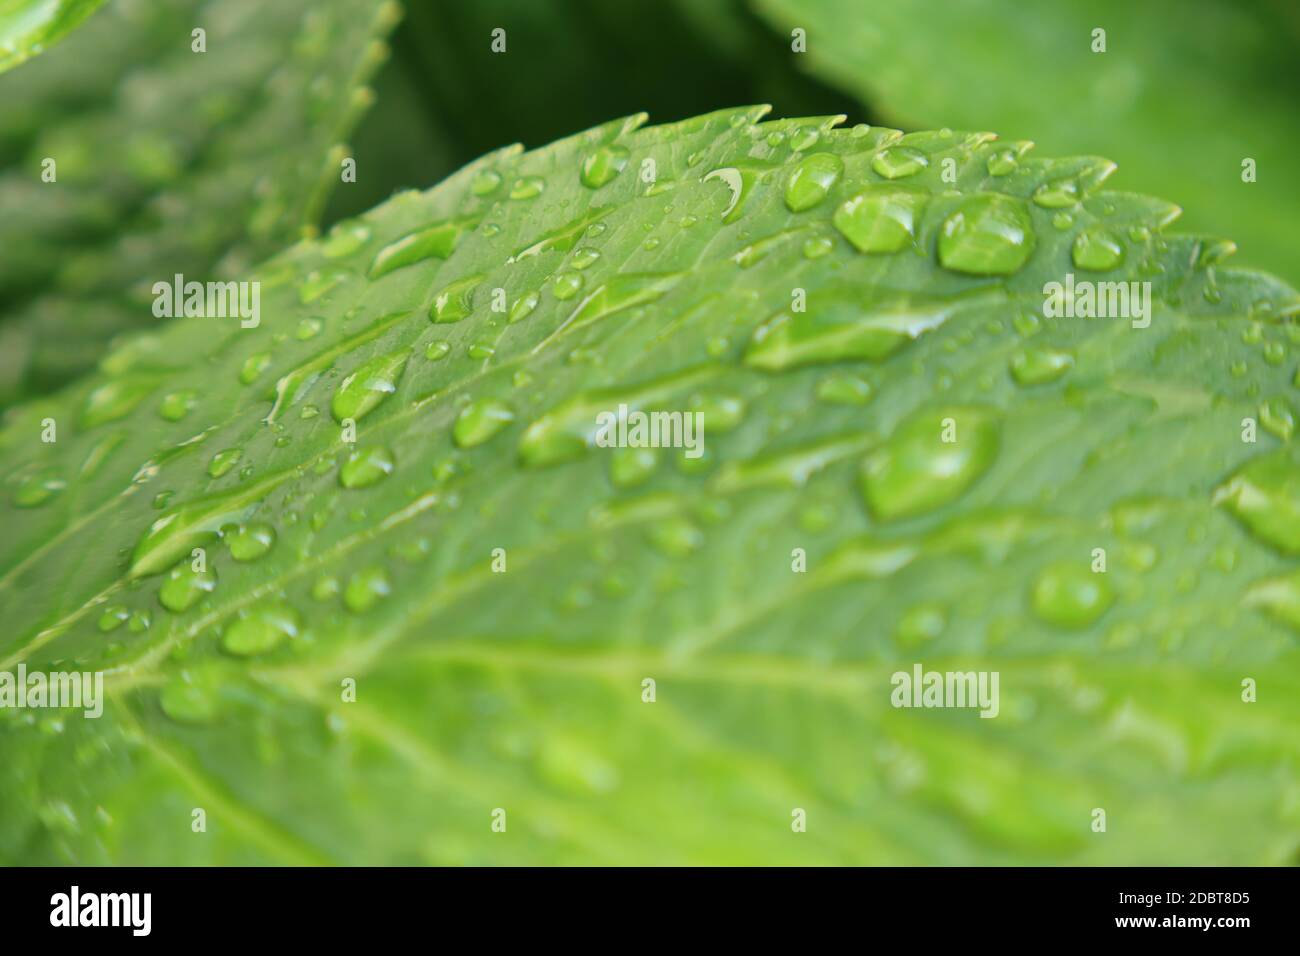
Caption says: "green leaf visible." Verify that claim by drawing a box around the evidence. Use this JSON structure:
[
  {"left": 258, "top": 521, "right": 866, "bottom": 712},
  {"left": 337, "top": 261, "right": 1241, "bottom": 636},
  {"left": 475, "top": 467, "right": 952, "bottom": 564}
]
[
  {"left": 3, "top": 108, "right": 1299, "bottom": 864},
  {"left": 752, "top": 0, "right": 1300, "bottom": 280},
  {"left": 0, "top": 0, "right": 400, "bottom": 405},
  {"left": 0, "top": 0, "right": 104, "bottom": 75}
]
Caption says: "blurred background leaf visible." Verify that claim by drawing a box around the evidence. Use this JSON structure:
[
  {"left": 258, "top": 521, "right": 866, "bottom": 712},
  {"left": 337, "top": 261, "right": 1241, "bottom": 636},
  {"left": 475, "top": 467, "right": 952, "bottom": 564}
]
[
  {"left": 0, "top": 0, "right": 106, "bottom": 74},
  {"left": 0, "top": 0, "right": 399, "bottom": 406},
  {"left": 751, "top": 0, "right": 1300, "bottom": 280}
]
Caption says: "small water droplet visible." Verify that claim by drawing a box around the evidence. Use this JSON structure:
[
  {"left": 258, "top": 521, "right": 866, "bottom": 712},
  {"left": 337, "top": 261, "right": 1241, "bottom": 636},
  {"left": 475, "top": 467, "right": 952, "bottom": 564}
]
[
  {"left": 159, "top": 390, "right": 197, "bottom": 421},
  {"left": 1031, "top": 562, "right": 1112, "bottom": 629},
  {"left": 207, "top": 448, "right": 243, "bottom": 479},
  {"left": 344, "top": 567, "right": 391, "bottom": 612},
  {"left": 1010, "top": 347, "right": 1074, "bottom": 385}
]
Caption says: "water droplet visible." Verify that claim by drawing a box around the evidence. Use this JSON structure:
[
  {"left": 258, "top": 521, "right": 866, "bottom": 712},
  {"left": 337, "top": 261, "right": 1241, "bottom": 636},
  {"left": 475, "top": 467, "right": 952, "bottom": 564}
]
[
  {"left": 788, "top": 127, "right": 819, "bottom": 151},
  {"left": 331, "top": 348, "right": 409, "bottom": 423},
  {"left": 222, "top": 604, "right": 300, "bottom": 656},
  {"left": 339, "top": 446, "right": 396, "bottom": 489},
  {"left": 1032, "top": 178, "right": 1080, "bottom": 208},
  {"left": 563, "top": 272, "right": 681, "bottom": 331},
  {"left": 296, "top": 317, "right": 323, "bottom": 340},
  {"left": 298, "top": 270, "right": 347, "bottom": 304},
  {"left": 425, "top": 340, "right": 452, "bottom": 361},
  {"left": 571, "top": 247, "right": 601, "bottom": 270},
  {"left": 1214, "top": 447, "right": 1300, "bottom": 554},
  {"left": 702, "top": 167, "right": 752, "bottom": 221},
  {"left": 471, "top": 169, "right": 503, "bottom": 196},
  {"left": 745, "top": 290, "right": 996, "bottom": 371},
  {"left": 453, "top": 399, "right": 515, "bottom": 448},
  {"left": 344, "top": 567, "right": 391, "bottom": 612},
  {"left": 12, "top": 471, "right": 66, "bottom": 508},
  {"left": 816, "top": 373, "right": 874, "bottom": 405},
  {"left": 1244, "top": 569, "right": 1300, "bottom": 632},
  {"left": 937, "top": 195, "right": 1036, "bottom": 276},
  {"left": 509, "top": 290, "right": 540, "bottom": 323},
  {"left": 240, "top": 352, "right": 271, "bottom": 385},
  {"left": 580, "top": 144, "right": 630, "bottom": 188},
  {"left": 321, "top": 219, "right": 371, "bottom": 258},
  {"left": 832, "top": 184, "right": 928, "bottom": 253},
  {"left": 1031, "top": 563, "right": 1112, "bottom": 629},
  {"left": 1260, "top": 397, "right": 1295, "bottom": 440},
  {"left": 1072, "top": 228, "right": 1124, "bottom": 271},
  {"left": 647, "top": 515, "right": 703, "bottom": 557},
  {"left": 158, "top": 562, "right": 217, "bottom": 613},
  {"left": 81, "top": 377, "right": 156, "bottom": 429},
  {"left": 506, "top": 176, "right": 543, "bottom": 201},
  {"left": 207, "top": 448, "right": 243, "bottom": 479},
  {"left": 859, "top": 406, "right": 1000, "bottom": 521},
  {"left": 160, "top": 672, "right": 220, "bottom": 723},
  {"left": 784, "top": 152, "right": 844, "bottom": 212},
  {"left": 552, "top": 271, "right": 585, "bottom": 301},
  {"left": 98, "top": 605, "right": 129, "bottom": 632},
  {"left": 368, "top": 217, "right": 478, "bottom": 277},
  {"left": 1010, "top": 347, "right": 1074, "bottom": 385},
  {"left": 225, "top": 522, "right": 276, "bottom": 561},
  {"left": 985, "top": 149, "right": 1018, "bottom": 176},
  {"left": 871, "top": 146, "right": 928, "bottom": 179},
  {"left": 159, "top": 390, "right": 197, "bottom": 421},
  {"left": 430, "top": 274, "right": 483, "bottom": 323},
  {"left": 803, "top": 235, "right": 834, "bottom": 258},
  {"left": 609, "top": 447, "right": 658, "bottom": 488}
]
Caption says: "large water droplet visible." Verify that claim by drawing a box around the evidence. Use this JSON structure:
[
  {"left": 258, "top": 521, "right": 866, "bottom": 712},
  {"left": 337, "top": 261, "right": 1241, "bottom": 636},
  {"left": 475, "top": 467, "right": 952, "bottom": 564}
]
[
  {"left": 1031, "top": 562, "right": 1112, "bottom": 629},
  {"left": 871, "top": 146, "right": 928, "bottom": 180},
  {"left": 937, "top": 195, "right": 1036, "bottom": 276},
  {"left": 580, "top": 144, "right": 630, "bottom": 188},
  {"left": 745, "top": 290, "right": 999, "bottom": 371},
  {"left": 860, "top": 406, "right": 1000, "bottom": 521},
  {"left": 832, "top": 184, "right": 928, "bottom": 253},
  {"left": 331, "top": 348, "right": 409, "bottom": 423},
  {"left": 368, "top": 217, "right": 478, "bottom": 277},
  {"left": 784, "top": 152, "right": 844, "bottom": 212},
  {"left": 430, "top": 274, "right": 483, "bottom": 323},
  {"left": 158, "top": 562, "right": 217, "bottom": 613}
]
